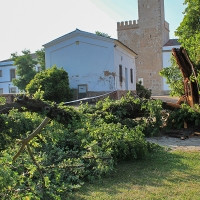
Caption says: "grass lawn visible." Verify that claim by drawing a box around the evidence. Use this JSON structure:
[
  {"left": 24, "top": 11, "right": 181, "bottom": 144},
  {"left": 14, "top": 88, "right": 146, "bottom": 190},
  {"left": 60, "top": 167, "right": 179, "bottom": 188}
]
[{"left": 71, "top": 149, "right": 200, "bottom": 200}]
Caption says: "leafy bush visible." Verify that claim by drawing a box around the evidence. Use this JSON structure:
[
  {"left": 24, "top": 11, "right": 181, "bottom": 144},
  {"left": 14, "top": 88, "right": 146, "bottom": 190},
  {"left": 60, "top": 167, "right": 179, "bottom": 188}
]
[
  {"left": 0, "top": 94, "right": 164, "bottom": 199},
  {"left": 159, "top": 56, "right": 184, "bottom": 97},
  {"left": 26, "top": 65, "right": 72, "bottom": 103},
  {"left": 165, "top": 103, "right": 200, "bottom": 130},
  {"left": 0, "top": 115, "right": 150, "bottom": 199},
  {"left": 0, "top": 97, "right": 6, "bottom": 105},
  {"left": 136, "top": 81, "right": 152, "bottom": 99},
  {"left": 0, "top": 110, "right": 43, "bottom": 151}
]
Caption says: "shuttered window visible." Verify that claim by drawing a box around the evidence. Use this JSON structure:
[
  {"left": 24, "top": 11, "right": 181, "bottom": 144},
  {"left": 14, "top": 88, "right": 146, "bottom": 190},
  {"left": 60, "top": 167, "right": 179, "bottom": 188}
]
[
  {"left": 130, "top": 68, "right": 133, "bottom": 83},
  {"left": 119, "top": 65, "right": 122, "bottom": 83},
  {"left": 10, "top": 69, "right": 16, "bottom": 81}
]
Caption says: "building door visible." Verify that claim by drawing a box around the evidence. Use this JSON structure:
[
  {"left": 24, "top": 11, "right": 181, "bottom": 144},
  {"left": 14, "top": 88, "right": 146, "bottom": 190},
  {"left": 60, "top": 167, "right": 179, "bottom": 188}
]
[{"left": 125, "top": 68, "right": 128, "bottom": 90}]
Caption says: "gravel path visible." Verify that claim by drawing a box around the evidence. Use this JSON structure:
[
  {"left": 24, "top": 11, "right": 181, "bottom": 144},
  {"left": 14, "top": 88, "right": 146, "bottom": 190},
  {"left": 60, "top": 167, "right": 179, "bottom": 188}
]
[{"left": 146, "top": 136, "right": 200, "bottom": 151}]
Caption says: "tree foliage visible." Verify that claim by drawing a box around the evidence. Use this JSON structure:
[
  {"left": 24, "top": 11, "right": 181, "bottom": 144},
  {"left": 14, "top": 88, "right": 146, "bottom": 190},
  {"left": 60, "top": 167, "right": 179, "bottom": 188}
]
[
  {"left": 175, "top": 0, "right": 200, "bottom": 66},
  {"left": 160, "top": 0, "right": 200, "bottom": 96},
  {"left": 2, "top": 92, "right": 200, "bottom": 198},
  {"left": 0, "top": 94, "right": 164, "bottom": 199},
  {"left": 136, "top": 81, "right": 152, "bottom": 99},
  {"left": 36, "top": 48, "right": 45, "bottom": 71},
  {"left": 159, "top": 56, "right": 184, "bottom": 96},
  {"left": 26, "top": 65, "right": 72, "bottom": 103},
  {"left": 95, "top": 31, "right": 111, "bottom": 38},
  {"left": 11, "top": 50, "right": 37, "bottom": 91}
]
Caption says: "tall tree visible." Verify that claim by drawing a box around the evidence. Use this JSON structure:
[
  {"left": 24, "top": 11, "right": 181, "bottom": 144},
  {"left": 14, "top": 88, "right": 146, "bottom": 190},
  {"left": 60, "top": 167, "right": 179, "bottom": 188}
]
[
  {"left": 36, "top": 48, "right": 45, "bottom": 71},
  {"left": 11, "top": 50, "right": 37, "bottom": 91},
  {"left": 175, "top": 0, "right": 200, "bottom": 67}
]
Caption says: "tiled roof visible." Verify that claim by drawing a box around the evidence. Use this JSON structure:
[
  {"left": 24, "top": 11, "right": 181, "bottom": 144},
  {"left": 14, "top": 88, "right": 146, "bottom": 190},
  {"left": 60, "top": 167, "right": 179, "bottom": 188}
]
[{"left": 163, "top": 39, "right": 181, "bottom": 47}]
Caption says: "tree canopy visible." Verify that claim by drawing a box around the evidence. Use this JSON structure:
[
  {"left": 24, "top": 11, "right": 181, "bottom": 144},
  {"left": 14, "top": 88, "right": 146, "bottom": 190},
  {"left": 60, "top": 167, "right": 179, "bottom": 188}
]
[
  {"left": 159, "top": 57, "right": 184, "bottom": 97},
  {"left": 11, "top": 49, "right": 45, "bottom": 91},
  {"left": 160, "top": 0, "right": 200, "bottom": 96},
  {"left": 11, "top": 50, "right": 37, "bottom": 91},
  {"left": 26, "top": 65, "right": 72, "bottom": 103},
  {"left": 35, "top": 48, "right": 45, "bottom": 71},
  {"left": 95, "top": 31, "right": 111, "bottom": 38},
  {"left": 175, "top": 0, "right": 200, "bottom": 66}
]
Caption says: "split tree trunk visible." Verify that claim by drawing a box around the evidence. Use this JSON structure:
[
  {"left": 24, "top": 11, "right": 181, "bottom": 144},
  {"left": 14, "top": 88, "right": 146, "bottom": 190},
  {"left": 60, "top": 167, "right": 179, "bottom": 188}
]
[{"left": 172, "top": 47, "right": 199, "bottom": 107}]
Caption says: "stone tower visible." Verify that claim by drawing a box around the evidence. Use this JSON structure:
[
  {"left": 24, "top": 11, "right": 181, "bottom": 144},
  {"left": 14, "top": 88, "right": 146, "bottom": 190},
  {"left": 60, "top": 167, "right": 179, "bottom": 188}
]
[{"left": 117, "top": 0, "right": 169, "bottom": 95}]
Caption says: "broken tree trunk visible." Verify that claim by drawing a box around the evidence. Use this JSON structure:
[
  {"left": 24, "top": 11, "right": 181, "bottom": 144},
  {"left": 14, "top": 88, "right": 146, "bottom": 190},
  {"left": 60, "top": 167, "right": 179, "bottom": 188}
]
[
  {"left": 172, "top": 47, "right": 199, "bottom": 107},
  {"left": 0, "top": 96, "right": 80, "bottom": 125}
]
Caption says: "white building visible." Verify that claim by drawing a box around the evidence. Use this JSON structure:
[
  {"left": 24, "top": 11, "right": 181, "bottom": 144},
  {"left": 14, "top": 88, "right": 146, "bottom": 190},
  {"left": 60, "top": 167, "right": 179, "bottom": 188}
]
[
  {"left": 0, "top": 59, "right": 18, "bottom": 94},
  {"left": 0, "top": 54, "right": 40, "bottom": 95},
  {"left": 162, "top": 39, "right": 181, "bottom": 93},
  {"left": 43, "top": 29, "right": 137, "bottom": 99}
]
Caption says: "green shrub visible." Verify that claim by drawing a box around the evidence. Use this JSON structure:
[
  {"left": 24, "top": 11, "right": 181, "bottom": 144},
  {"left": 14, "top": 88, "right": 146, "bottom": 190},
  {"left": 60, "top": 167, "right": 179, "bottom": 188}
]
[
  {"left": 0, "top": 110, "right": 43, "bottom": 151},
  {"left": 0, "top": 94, "right": 164, "bottom": 199},
  {"left": 136, "top": 81, "right": 152, "bottom": 99},
  {"left": 0, "top": 97, "right": 6, "bottom": 105},
  {"left": 165, "top": 103, "right": 200, "bottom": 130},
  {"left": 26, "top": 65, "right": 72, "bottom": 103}
]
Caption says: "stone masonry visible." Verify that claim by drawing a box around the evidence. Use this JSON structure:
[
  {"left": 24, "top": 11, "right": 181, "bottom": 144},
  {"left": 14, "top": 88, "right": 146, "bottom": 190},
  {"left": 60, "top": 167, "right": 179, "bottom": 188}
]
[{"left": 117, "top": 0, "right": 169, "bottom": 95}]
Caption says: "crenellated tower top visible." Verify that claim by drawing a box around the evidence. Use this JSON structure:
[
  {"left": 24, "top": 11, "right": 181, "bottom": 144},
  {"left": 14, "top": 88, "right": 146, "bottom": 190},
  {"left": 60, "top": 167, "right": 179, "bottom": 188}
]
[
  {"left": 117, "top": 20, "right": 139, "bottom": 31},
  {"left": 117, "top": 0, "right": 170, "bottom": 95}
]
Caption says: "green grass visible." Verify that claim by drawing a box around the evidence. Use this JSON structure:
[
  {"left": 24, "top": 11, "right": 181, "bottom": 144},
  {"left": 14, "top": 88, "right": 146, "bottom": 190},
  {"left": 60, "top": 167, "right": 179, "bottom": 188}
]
[{"left": 70, "top": 149, "right": 200, "bottom": 200}]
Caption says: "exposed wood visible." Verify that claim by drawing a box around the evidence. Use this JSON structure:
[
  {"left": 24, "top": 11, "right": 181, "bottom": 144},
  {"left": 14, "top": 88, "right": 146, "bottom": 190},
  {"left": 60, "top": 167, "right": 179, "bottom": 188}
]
[
  {"left": 13, "top": 117, "right": 51, "bottom": 161},
  {"left": 172, "top": 47, "right": 199, "bottom": 107}
]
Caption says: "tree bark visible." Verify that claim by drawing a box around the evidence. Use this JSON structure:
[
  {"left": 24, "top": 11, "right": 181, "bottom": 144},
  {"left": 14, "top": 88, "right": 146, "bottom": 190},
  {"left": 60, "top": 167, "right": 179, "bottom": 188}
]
[{"left": 172, "top": 47, "right": 199, "bottom": 107}]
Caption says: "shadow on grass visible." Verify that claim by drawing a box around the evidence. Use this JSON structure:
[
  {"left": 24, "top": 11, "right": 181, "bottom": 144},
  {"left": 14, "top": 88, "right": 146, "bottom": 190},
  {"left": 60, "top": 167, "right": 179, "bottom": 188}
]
[{"left": 71, "top": 149, "right": 200, "bottom": 199}]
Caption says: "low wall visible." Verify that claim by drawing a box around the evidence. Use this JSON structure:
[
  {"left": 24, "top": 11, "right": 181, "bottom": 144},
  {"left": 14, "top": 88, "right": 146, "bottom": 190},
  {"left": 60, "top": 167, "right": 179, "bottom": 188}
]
[{"left": 70, "top": 90, "right": 136, "bottom": 104}]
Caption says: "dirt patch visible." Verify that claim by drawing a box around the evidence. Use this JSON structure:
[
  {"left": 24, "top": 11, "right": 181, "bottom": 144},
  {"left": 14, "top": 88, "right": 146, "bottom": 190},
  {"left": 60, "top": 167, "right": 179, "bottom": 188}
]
[{"left": 146, "top": 136, "right": 200, "bottom": 151}]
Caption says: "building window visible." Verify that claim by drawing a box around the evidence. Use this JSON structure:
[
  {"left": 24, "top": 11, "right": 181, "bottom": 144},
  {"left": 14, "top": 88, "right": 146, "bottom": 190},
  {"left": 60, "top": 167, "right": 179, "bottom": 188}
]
[
  {"left": 0, "top": 70, "right": 2, "bottom": 77},
  {"left": 130, "top": 69, "right": 133, "bottom": 83},
  {"left": 0, "top": 88, "right": 3, "bottom": 94},
  {"left": 119, "top": 65, "right": 122, "bottom": 83},
  {"left": 38, "top": 67, "right": 41, "bottom": 72},
  {"left": 10, "top": 87, "right": 16, "bottom": 93},
  {"left": 10, "top": 69, "right": 16, "bottom": 81}
]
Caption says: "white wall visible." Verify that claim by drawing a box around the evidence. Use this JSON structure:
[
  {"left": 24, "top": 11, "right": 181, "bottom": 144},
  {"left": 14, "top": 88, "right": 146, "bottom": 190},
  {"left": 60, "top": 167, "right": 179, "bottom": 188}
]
[
  {"left": 162, "top": 45, "right": 181, "bottom": 91},
  {"left": 114, "top": 44, "right": 136, "bottom": 91},
  {"left": 0, "top": 61, "right": 18, "bottom": 94},
  {"left": 45, "top": 34, "right": 116, "bottom": 92},
  {"left": 0, "top": 60, "right": 40, "bottom": 94}
]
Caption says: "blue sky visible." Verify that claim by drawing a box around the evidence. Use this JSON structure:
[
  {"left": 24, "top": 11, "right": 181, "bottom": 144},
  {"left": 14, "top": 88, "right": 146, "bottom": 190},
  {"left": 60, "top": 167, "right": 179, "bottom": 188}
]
[{"left": 0, "top": 0, "right": 185, "bottom": 61}]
